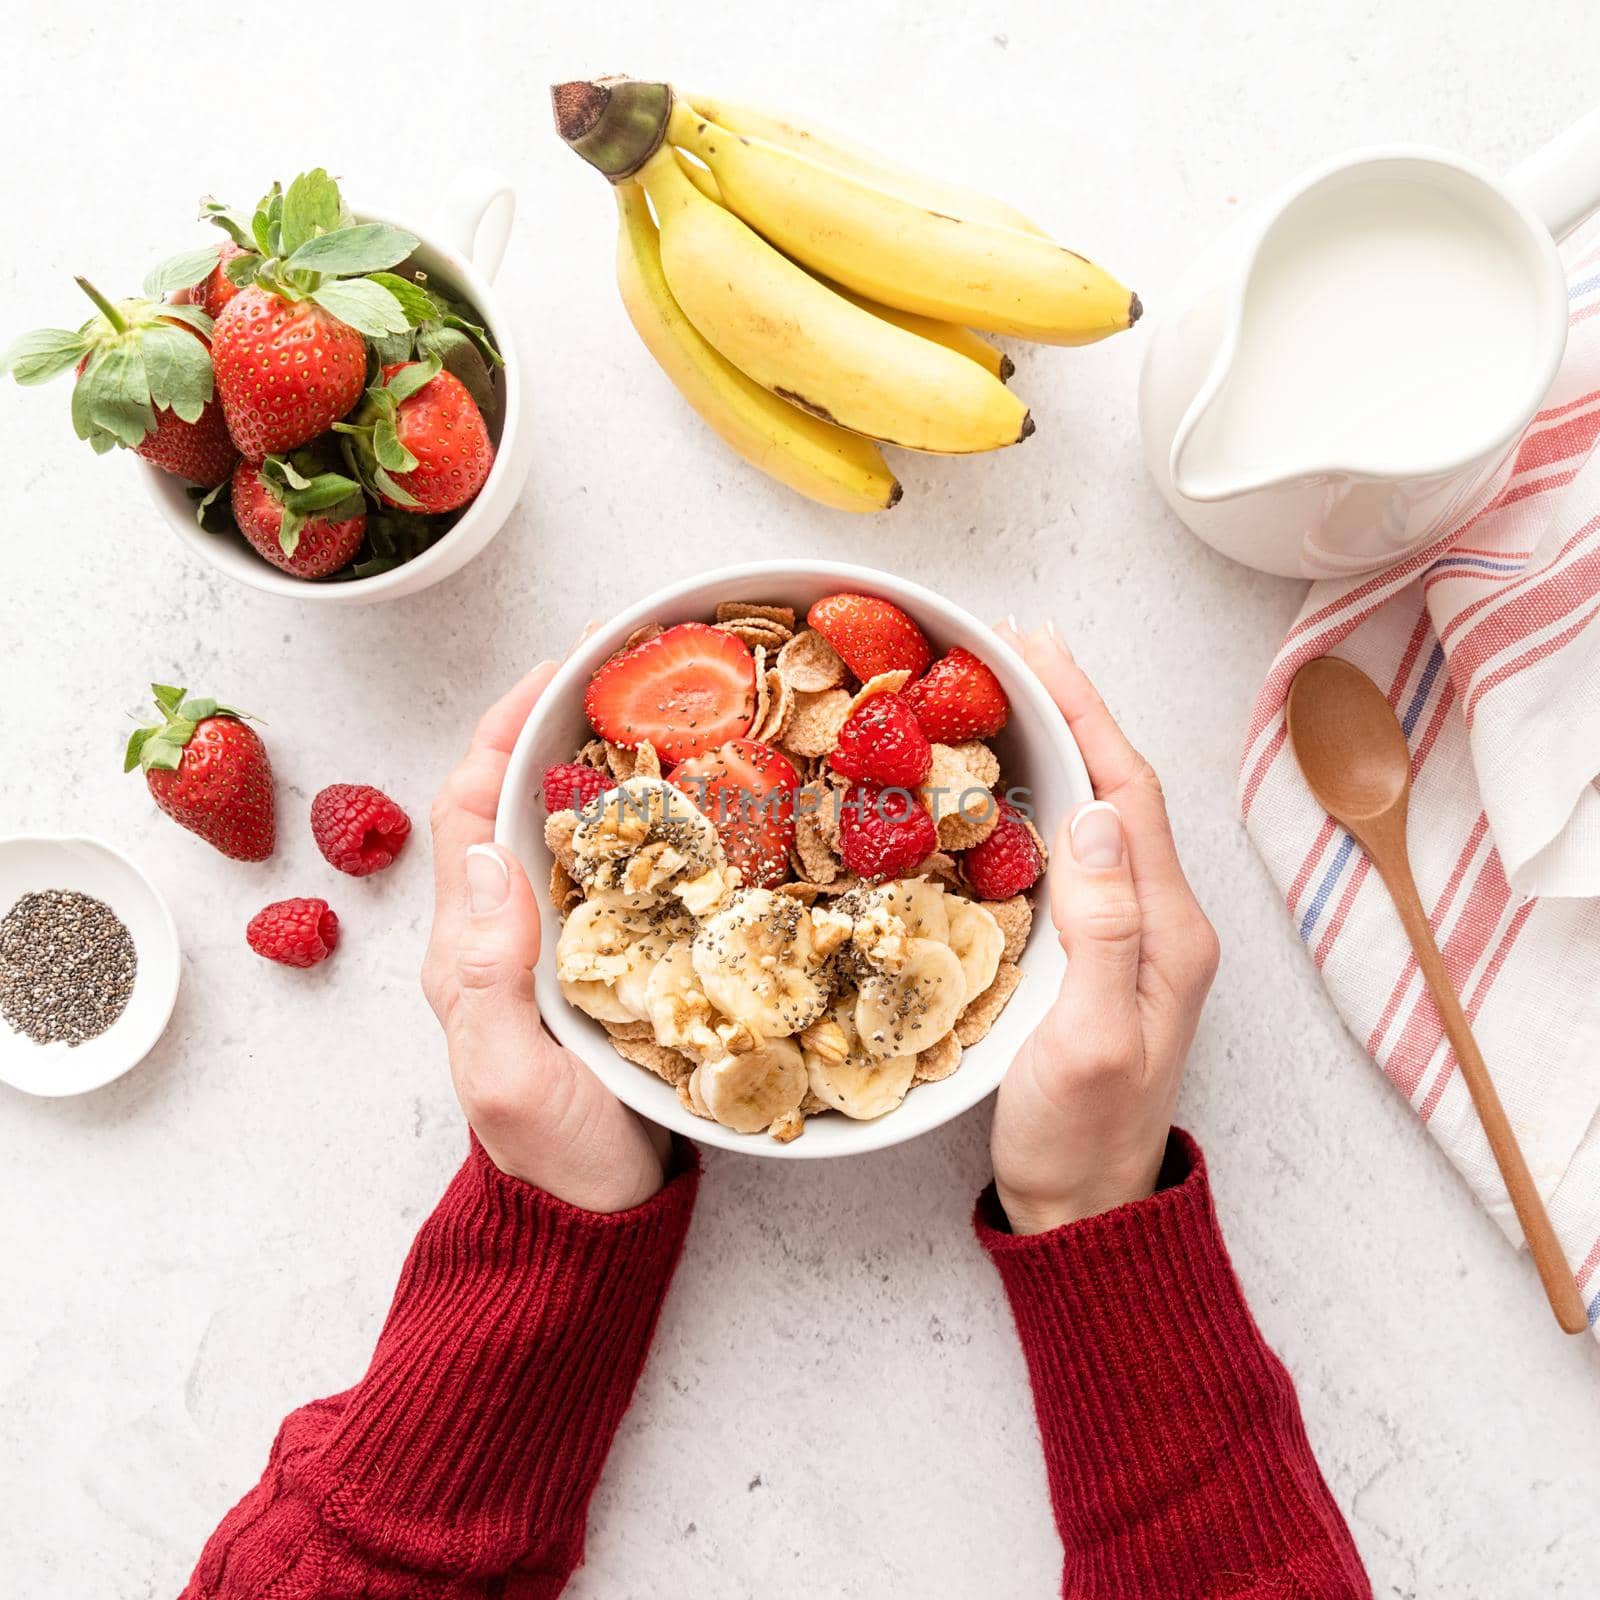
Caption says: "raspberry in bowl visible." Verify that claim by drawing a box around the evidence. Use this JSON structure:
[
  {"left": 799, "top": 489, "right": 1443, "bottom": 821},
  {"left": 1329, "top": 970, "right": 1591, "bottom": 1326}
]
[{"left": 496, "top": 562, "right": 1091, "bottom": 1160}]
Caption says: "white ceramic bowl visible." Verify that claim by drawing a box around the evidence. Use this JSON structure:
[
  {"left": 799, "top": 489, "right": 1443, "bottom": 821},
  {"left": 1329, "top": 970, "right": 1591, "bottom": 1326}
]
[
  {"left": 496, "top": 560, "right": 1092, "bottom": 1160},
  {"left": 0, "top": 836, "right": 181, "bottom": 1098},
  {"left": 140, "top": 167, "right": 534, "bottom": 604}
]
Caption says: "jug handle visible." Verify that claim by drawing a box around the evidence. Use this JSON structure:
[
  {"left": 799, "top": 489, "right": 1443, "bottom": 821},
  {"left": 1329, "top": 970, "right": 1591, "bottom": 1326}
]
[{"left": 1506, "top": 104, "right": 1600, "bottom": 242}]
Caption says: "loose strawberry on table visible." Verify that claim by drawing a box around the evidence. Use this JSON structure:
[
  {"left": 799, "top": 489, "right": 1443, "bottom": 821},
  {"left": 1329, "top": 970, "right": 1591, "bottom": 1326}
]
[
  {"left": 1, "top": 277, "right": 237, "bottom": 486},
  {"left": 124, "top": 684, "right": 275, "bottom": 862},
  {"left": 671, "top": 739, "right": 798, "bottom": 889},
  {"left": 230, "top": 453, "right": 367, "bottom": 579},
  {"left": 311, "top": 784, "right": 412, "bottom": 877},
  {"left": 585, "top": 622, "right": 758, "bottom": 763},
  {"left": 807, "top": 593, "right": 931, "bottom": 681},
  {"left": 247, "top": 898, "right": 339, "bottom": 968},
  {"left": 902, "top": 646, "right": 1009, "bottom": 741}
]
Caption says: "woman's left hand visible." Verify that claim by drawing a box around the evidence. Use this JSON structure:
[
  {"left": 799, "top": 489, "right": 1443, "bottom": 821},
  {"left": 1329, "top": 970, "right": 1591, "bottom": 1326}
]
[{"left": 421, "top": 663, "right": 670, "bottom": 1213}]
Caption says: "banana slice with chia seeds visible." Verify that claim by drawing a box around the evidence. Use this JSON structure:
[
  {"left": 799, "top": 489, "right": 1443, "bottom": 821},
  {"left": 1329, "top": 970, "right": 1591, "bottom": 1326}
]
[
  {"left": 855, "top": 935, "right": 965, "bottom": 1059},
  {"left": 556, "top": 898, "right": 689, "bottom": 1022},
  {"left": 572, "top": 777, "right": 732, "bottom": 911},
  {"left": 692, "top": 887, "right": 833, "bottom": 1040},
  {"left": 645, "top": 938, "right": 725, "bottom": 1061},
  {"left": 946, "top": 895, "right": 1003, "bottom": 1008},
  {"left": 802, "top": 998, "right": 917, "bottom": 1118},
  {"left": 691, "top": 1037, "right": 807, "bottom": 1133},
  {"left": 874, "top": 877, "right": 949, "bottom": 944}
]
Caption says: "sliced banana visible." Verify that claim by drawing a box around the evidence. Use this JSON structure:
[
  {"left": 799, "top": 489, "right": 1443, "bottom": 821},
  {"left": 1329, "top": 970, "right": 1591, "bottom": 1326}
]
[
  {"left": 556, "top": 898, "right": 688, "bottom": 1022},
  {"left": 873, "top": 877, "right": 948, "bottom": 943},
  {"left": 803, "top": 998, "right": 917, "bottom": 1119},
  {"left": 692, "top": 1037, "right": 807, "bottom": 1133},
  {"left": 645, "top": 938, "right": 724, "bottom": 1061},
  {"left": 855, "top": 936, "right": 966, "bottom": 1059},
  {"left": 692, "top": 887, "right": 832, "bottom": 1040},
  {"left": 572, "top": 777, "right": 731, "bottom": 911},
  {"left": 946, "top": 895, "right": 1003, "bottom": 1008}
]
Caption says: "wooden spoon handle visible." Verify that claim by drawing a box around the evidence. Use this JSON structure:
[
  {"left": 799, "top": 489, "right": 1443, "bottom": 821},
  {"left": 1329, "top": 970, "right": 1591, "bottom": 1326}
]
[{"left": 1379, "top": 855, "right": 1589, "bottom": 1335}]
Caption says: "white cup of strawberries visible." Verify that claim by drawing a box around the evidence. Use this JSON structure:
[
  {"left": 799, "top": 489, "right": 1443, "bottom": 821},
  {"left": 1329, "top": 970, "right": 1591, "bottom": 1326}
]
[{"left": 3, "top": 168, "right": 502, "bottom": 583}]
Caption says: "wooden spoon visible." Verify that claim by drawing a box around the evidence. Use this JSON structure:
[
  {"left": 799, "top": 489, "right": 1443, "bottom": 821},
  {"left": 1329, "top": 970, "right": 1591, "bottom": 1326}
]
[{"left": 1287, "top": 655, "right": 1588, "bottom": 1336}]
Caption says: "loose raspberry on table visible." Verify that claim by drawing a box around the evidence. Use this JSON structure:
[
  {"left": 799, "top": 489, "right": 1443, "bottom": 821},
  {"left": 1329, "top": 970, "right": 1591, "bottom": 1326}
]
[
  {"left": 247, "top": 898, "right": 340, "bottom": 968},
  {"left": 311, "top": 784, "right": 412, "bottom": 877}
]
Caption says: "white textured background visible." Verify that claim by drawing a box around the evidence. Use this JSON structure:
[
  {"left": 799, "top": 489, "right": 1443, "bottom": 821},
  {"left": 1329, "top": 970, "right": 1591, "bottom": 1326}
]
[{"left": 4, "top": 3, "right": 1599, "bottom": 1596}]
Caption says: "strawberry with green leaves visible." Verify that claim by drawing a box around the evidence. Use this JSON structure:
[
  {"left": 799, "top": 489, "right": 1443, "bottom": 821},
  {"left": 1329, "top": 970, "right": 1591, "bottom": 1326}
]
[
  {"left": 1, "top": 278, "right": 237, "bottom": 486},
  {"left": 338, "top": 358, "right": 495, "bottom": 513},
  {"left": 228, "top": 450, "right": 367, "bottom": 579},
  {"left": 197, "top": 169, "right": 423, "bottom": 460},
  {"left": 125, "top": 685, "right": 276, "bottom": 861}
]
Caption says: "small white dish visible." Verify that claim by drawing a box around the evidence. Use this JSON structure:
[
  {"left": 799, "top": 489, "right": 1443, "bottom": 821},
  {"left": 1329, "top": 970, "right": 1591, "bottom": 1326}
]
[
  {"left": 140, "top": 167, "right": 534, "bottom": 605},
  {"left": 496, "top": 559, "right": 1092, "bottom": 1160},
  {"left": 0, "top": 836, "right": 181, "bottom": 1098}
]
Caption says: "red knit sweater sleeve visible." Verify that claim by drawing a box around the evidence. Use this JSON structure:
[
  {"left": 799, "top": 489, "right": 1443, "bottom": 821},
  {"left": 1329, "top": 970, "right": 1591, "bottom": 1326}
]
[
  {"left": 976, "top": 1129, "right": 1371, "bottom": 1600},
  {"left": 180, "top": 1138, "right": 698, "bottom": 1600}
]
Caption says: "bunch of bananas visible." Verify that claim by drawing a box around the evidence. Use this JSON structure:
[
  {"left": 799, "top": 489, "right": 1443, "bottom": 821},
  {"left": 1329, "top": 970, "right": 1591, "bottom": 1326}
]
[{"left": 552, "top": 78, "right": 1140, "bottom": 513}]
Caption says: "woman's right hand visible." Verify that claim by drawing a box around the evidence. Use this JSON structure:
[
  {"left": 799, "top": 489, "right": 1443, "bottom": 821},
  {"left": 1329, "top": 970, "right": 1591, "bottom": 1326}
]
[{"left": 989, "top": 623, "right": 1220, "bottom": 1234}]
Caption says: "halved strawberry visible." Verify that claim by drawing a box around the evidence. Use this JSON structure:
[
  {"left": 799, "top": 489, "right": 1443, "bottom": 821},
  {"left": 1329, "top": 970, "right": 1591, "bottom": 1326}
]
[
  {"left": 902, "top": 647, "right": 1009, "bottom": 741},
  {"left": 808, "top": 593, "right": 931, "bottom": 681},
  {"left": 830, "top": 691, "right": 932, "bottom": 787},
  {"left": 671, "top": 739, "right": 798, "bottom": 888},
  {"left": 584, "top": 622, "right": 757, "bottom": 764}
]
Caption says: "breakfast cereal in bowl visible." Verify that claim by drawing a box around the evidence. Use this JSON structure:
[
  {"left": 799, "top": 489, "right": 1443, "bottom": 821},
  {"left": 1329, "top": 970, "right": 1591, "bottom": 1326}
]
[{"left": 536, "top": 592, "right": 1047, "bottom": 1144}]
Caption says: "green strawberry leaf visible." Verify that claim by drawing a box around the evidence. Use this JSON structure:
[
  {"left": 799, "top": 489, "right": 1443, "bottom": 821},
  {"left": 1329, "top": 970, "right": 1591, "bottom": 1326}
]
[
  {"left": 141, "top": 323, "right": 213, "bottom": 422},
  {"left": 139, "top": 737, "right": 186, "bottom": 772},
  {"left": 191, "top": 479, "right": 231, "bottom": 530},
  {"left": 439, "top": 311, "right": 505, "bottom": 368},
  {"left": 225, "top": 252, "right": 261, "bottom": 289},
  {"left": 156, "top": 302, "right": 215, "bottom": 337},
  {"left": 381, "top": 354, "right": 442, "bottom": 405},
  {"left": 201, "top": 197, "right": 256, "bottom": 251},
  {"left": 143, "top": 245, "right": 222, "bottom": 299},
  {"left": 309, "top": 278, "right": 410, "bottom": 337},
  {"left": 151, "top": 683, "right": 186, "bottom": 712},
  {"left": 123, "top": 726, "right": 154, "bottom": 772},
  {"left": 71, "top": 380, "right": 118, "bottom": 453},
  {"left": 0, "top": 327, "right": 91, "bottom": 385},
  {"left": 368, "top": 329, "right": 414, "bottom": 366},
  {"left": 279, "top": 168, "right": 343, "bottom": 258},
  {"left": 285, "top": 473, "right": 365, "bottom": 514},
  {"left": 372, "top": 463, "right": 420, "bottom": 507},
  {"left": 287, "top": 223, "right": 419, "bottom": 278},
  {"left": 368, "top": 271, "right": 441, "bottom": 327},
  {"left": 252, "top": 182, "right": 284, "bottom": 258},
  {"left": 373, "top": 413, "right": 416, "bottom": 474},
  {"left": 263, "top": 453, "right": 314, "bottom": 492},
  {"left": 177, "top": 697, "right": 218, "bottom": 722},
  {"left": 278, "top": 503, "right": 307, "bottom": 556},
  {"left": 416, "top": 325, "right": 495, "bottom": 415},
  {"left": 80, "top": 343, "right": 155, "bottom": 447}
]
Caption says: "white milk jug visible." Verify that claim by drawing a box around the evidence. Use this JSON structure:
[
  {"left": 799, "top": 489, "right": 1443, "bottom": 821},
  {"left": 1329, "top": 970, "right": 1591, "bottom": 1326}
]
[{"left": 1140, "top": 109, "right": 1600, "bottom": 578}]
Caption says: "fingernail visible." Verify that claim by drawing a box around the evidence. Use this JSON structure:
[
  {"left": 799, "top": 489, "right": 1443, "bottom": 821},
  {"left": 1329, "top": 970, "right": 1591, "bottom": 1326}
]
[
  {"left": 466, "top": 844, "right": 510, "bottom": 914},
  {"left": 571, "top": 620, "right": 600, "bottom": 653},
  {"left": 1005, "top": 613, "right": 1020, "bottom": 633},
  {"left": 1070, "top": 802, "right": 1124, "bottom": 869}
]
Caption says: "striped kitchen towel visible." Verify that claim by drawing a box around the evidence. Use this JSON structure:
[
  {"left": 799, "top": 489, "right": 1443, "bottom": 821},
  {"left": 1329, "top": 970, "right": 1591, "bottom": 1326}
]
[{"left": 1239, "top": 230, "right": 1600, "bottom": 1333}]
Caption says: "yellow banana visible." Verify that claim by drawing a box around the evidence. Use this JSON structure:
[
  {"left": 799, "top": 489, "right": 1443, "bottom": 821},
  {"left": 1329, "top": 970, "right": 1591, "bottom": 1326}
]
[
  {"left": 672, "top": 151, "right": 1012, "bottom": 383},
  {"left": 638, "top": 147, "right": 1031, "bottom": 454},
  {"left": 672, "top": 104, "right": 1139, "bottom": 346},
  {"left": 612, "top": 184, "right": 901, "bottom": 513},
  {"left": 681, "top": 90, "right": 1049, "bottom": 238}
]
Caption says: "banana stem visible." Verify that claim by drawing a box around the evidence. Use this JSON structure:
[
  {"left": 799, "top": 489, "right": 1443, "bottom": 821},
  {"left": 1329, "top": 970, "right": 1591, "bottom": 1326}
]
[{"left": 551, "top": 78, "right": 674, "bottom": 181}]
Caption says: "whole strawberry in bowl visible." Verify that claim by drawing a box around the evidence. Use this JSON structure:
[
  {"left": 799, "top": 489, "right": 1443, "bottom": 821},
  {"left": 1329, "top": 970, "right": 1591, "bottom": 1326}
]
[{"left": 495, "top": 559, "right": 1091, "bottom": 1163}]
